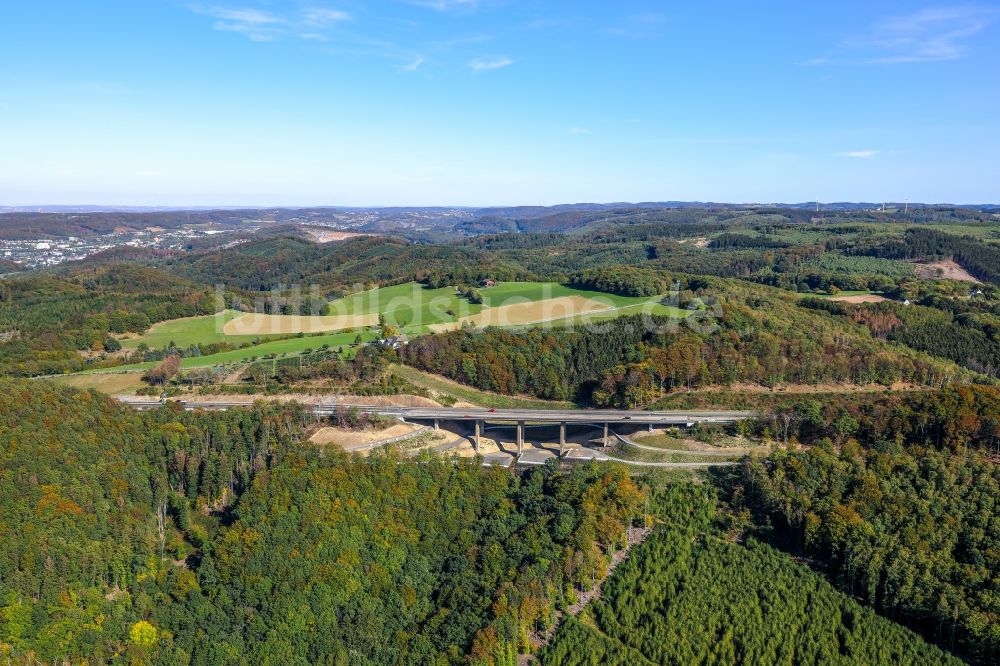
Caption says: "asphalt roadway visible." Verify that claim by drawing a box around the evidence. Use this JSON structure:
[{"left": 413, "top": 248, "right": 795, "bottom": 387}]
[{"left": 117, "top": 397, "right": 753, "bottom": 426}]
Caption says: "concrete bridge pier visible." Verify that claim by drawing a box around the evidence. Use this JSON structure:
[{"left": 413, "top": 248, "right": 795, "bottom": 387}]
[
  {"left": 474, "top": 420, "right": 482, "bottom": 453},
  {"left": 603, "top": 422, "right": 609, "bottom": 448},
  {"left": 559, "top": 422, "right": 566, "bottom": 456},
  {"left": 517, "top": 420, "right": 525, "bottom": 456},
  {"left": 433, "top": 418, "right": 440, "bottom": 431}
]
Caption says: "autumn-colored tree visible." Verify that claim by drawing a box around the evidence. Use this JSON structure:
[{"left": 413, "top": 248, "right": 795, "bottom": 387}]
[
  {"left": 144, "top": 354, "right": 180, "bottom": 384},
  {"left": 129, "top": 620, "right": 158, "bottom": 647}
]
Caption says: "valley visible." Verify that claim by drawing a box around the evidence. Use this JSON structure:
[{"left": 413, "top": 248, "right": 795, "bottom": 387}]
[
  {"left": 2, "top": 204, "right": 998, "bottom": 665},
  {"left": 5, "top": 2, "right": 999, "bottom": 662}
]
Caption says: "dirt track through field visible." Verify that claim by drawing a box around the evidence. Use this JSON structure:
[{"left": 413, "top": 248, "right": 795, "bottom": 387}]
[{"left": 223, "top": 312, "right": 379, "bottom": 335}]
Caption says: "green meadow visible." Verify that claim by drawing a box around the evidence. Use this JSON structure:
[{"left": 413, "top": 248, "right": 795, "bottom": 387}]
[
  {"left": 119, "top": 310, "right": 262, "bottom": 349},
  {"left": 480, "top": 281, "right": 658, "bottom": 309},
  {"left": 93, "top": 329, "right": 379, "bottom": 373},
  {"left": 546, "top": 301, "right": 693, "bottom": 327},
  {"left": 88, "top": 281, "right": 690, "bottom": 375},
  {"left": 331, "top": 282, "right": 485, "bottom": 329}
]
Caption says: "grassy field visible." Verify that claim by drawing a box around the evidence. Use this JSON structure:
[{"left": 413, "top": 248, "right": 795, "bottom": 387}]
[
  {"left": 629, "top": 431, "right": 756, "bottom": 451},
  {"left": 91, "top": 328, "right": 380, "bottom": 372},
  {"left": 119, "top": 310, "right": 263, "bottom": 349},
  {"left": 82, "top": 281, "right": 690, "bottom": 378},
  {"left": 334, "top": 282, "right": 485, "bottom": 330},
  {"left": 627, "top": 433, "right": 693, "bottom": 451},
  {"left": 481, "top": 282, "right": 659, "bottom": 309},
  {"left": 119, "top": 283, "right": 476, "bottom": 350},
  {"left": 116, "top": 282, "right": 680, "bottom": 352},
  {"left": 547, "top": 301, "right": 692, "bottom": 327},
  {"left": 335, "top": 281, "right": 663, "bottom": 331}
]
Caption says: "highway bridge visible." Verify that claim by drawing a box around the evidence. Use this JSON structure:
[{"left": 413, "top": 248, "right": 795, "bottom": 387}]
[{"left": 117, "top": 397, "right": 754, "bottom": 456}]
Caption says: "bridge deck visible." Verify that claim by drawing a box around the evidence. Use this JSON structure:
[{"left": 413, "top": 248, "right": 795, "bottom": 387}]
[{"left": 116, "top": 398, "right": 753, "bottom": 425}]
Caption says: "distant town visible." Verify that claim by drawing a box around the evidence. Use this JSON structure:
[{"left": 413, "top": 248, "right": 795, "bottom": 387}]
[{"left": 0, "top": 226, "right": 242, "bottom": 269}]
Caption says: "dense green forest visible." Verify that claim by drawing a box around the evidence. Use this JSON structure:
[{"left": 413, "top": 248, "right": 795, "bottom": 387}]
[
  {"left": 7, "top": 379, "right": 989, "bottom": 664},
  {"left": 169, "top": 235, "right": 537, "bottom": 294},
  {"left": 567, "top": 266, "right": 675, "bottom": 297},
  {"left": 0, "top": 265, "right": 217, "bottom": 375},
  {"left": 0, "top": 379, "right": 646, "bottom": 663},
  {"left": 718, "top": 384, "right": 1000, "bottom": 663},
  {"left": 746, "top": 445, "right": 998, "bottom": 663},
  {"left": 539, "top": 484, "right": 961, "bottom": 665},
  {"left": 0, "top": 379, "right": 312, "bottom": 662},
  {"left": 855, "top": 228, "right": 1000, "bottom": 286},
  {"left": 401, "top": 282, "right": 976, "bottom": 405},
  {"left": 2, "top": 206, "right": 1000, "bottom": 664},
  {"left": 803, "top": 296, "right": 1000, "bottom": 377},
  {"left": 762, "top": 385, "right": 1000, "bottom": 452},
  {"left": 163, "top": 448, "right": 643, "bottom": 663},
  {"left": 709, "top": 231, "right": 790, "bottom": 249}
]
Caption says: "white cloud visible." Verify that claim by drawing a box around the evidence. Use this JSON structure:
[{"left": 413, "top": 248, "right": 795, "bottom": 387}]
[
  {"left": 191, "top": 5, "right": 349, "bottom": 42},
  {"left": 303, "top": 8, "right": 351, "bottom": 26},
  {"left": 468, "top": 57, "right": 513, "bottom": 71},
  {"left": 203, "top": 7, "right": 281, "bottom": 25},
  {"left": 568, "top": 127, "right": 592, "bottom": 135},
  {"left": 190, "top": 5, "right": 285, "bottom": 41},
  {"left": 811, "top": 6, "right": 997, "bottom": 65},
  {"left": 411, "top": 0, "right": 480, "bottom": 11},
  {"left": 189, "top": 2, "right": 484, "bottom": 73},
  {"left": 836, "top": 150, "right": 880, "bottom": 158}
]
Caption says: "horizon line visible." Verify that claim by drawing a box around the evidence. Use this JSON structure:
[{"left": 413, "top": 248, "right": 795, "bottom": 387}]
[{"left": 3, "top": 200, "right": 1000, "bottom": 212}]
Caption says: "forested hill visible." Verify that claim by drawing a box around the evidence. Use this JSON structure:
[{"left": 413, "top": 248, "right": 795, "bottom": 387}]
[
  {"left": 166, "top": 235, "right": 538, "bottom": 293},
  {"left": 855, "top": 227, "right": 1000, "bottom": 286},
  {"left": 4, "top": 231, "right": 993, "bottom": 385},
  {"left": 0, "top": 264, "right": 217, "bottom": 375},
  {"left": 3, "top": 203, "right": 994, "bottom": 240},
  {"left": 0, "top": 379, "right": 307, "bottom": 662},
  {"left": 734, "top": 384, "right": 1000, "bottom": 663},
  {"left": 0, "top": 379, "right": 645, "bottom": 663},
  {"left": 0, "top": 210, "right": 254, "bottom": 240},
  {"left": 4, "top": 204, "right": 1000, "bottom": 384},
  {"left": 97, "top": 207, "right": 1000, "bottom": 296},
  {"left": 401, "top": 279, "right": 981, "bottom": 404},
  {"left": 539, "top": 484, "right": 964, "bottom": 666}
]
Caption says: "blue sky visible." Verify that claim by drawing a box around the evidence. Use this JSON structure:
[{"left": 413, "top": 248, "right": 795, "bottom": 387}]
[{"left": 1, "top": 1, "right": 998, "bottom": 206}]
